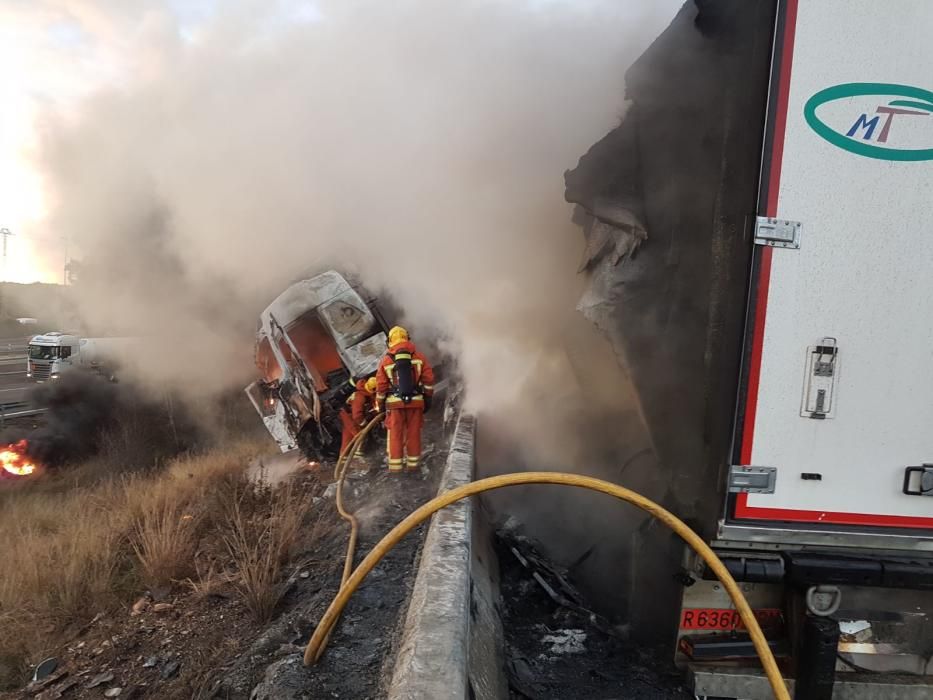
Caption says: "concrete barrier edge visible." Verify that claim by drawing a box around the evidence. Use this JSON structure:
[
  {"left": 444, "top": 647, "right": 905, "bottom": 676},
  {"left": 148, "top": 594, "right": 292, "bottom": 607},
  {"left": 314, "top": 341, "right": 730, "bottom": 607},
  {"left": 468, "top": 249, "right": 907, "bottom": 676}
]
[{"left": 387, "top": 413, "right": 476, "bottom": 700}]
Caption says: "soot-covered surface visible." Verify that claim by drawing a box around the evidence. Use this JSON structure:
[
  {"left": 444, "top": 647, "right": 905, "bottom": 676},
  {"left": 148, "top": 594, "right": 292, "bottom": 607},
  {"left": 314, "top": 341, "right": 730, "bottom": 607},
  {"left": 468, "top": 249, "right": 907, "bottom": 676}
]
[
  {"left": 565, "top": 0, "right": 777, "bottom": 535},
  {"left": 497, "top": 532, "right": 692, "bottom": 700},
  {"left": 243, "top": 413, "right": 451, "bottom": 700}
]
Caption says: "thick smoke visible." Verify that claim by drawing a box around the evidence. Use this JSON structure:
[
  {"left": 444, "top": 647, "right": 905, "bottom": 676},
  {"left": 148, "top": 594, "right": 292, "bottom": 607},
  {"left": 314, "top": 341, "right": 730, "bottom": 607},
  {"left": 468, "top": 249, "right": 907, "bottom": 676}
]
[
  {"left": 35, "top": 0, "right": 678, "bottom": 444},
  {"left": 30, "top": 0, "right": 684, "bottom": 622},
  {"left": 1, "top": 373, "right": 199, "bottom": 468}
]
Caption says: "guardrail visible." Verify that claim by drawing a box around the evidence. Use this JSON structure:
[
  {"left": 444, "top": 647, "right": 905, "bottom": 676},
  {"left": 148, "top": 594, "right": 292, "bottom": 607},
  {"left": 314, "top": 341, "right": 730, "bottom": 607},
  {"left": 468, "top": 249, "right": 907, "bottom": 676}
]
[
  {"left": 0, "top": 401, "right": 46, "bottom": 425},
  {"left": 387, "top": 414, "right": 508, "bottom": 700}
]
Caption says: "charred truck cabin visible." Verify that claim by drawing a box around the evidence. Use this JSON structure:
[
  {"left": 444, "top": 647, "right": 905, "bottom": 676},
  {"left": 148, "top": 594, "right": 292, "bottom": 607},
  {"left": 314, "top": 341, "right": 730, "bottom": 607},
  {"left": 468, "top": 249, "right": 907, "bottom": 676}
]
[{"left": 245, "top": 271, "right": 390, "bottom": 461}]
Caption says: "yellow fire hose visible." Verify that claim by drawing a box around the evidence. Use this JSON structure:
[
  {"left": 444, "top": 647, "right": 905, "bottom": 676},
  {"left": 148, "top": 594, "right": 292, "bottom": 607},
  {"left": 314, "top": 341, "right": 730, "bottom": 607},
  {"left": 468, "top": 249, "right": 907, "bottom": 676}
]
[
  {"left": 305, "top": 470, "right": 790, "bottom": 700},
  {"left": 332, "top": 413, "right": 386, "bottom": 583},
  {"left": 313, "top": 412, "right": 387, "bottom": 653}
]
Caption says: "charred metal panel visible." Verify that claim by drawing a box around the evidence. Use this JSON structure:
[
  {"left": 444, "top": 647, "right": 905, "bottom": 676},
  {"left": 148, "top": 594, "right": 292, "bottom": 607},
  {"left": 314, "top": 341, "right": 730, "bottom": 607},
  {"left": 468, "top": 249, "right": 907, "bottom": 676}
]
[{"left": 566, "top": 0, "right": 777, "bottom": 537}]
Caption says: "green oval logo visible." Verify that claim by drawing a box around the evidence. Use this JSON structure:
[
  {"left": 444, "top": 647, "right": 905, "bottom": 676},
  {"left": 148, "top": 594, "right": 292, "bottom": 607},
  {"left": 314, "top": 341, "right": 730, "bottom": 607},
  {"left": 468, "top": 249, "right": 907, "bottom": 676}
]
[{"left": 804, "top": 82, "right": 933, "bottom": 161}]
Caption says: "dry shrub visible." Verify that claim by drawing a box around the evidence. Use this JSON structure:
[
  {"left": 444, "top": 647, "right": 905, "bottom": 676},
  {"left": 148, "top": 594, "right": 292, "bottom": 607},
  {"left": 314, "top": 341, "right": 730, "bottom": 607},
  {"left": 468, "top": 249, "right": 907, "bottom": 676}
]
[
  {"left": 182, "top": 559, "right": 233, "bottom": 600},
  {"left": 132, "top": 498, "right": 200, "bottom": 586},
  {"left": 223, "top": 481, "right": 311, "bottom": 623},
  {"left": 0, "top": 440, "right": 265, "bottom": 688},
  {"left": 0, "top": 486, "right": 128, "bottom": 689},
  {"left": 0, "top": 486, "right": 127, "bottom": 621},
  {"left": 128, "top": 441, "right": 268, "bottom": 585},
  {"left": 41, "top": 512, "right": 126, "bottom": 620}
]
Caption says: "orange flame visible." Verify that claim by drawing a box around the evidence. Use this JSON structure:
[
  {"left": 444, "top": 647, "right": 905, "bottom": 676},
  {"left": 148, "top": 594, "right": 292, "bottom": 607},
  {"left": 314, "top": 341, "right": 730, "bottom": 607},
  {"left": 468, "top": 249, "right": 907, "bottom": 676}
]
[{"left": 1, "top": 440, "right": 37, "bottom": 477}]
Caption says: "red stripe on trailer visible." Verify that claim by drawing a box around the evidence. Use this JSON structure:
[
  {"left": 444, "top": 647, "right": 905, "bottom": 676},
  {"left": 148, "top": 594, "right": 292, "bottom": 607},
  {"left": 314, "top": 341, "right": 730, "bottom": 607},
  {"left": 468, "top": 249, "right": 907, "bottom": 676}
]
[
  {"left": 735, "top": 503, "right": 933, "bottom": 529},
  {"left": 738, "top": 245, "right": 773, "bottom": 467},
  {"left": 735, "top": 0, "right": 933, "bottom": 528},
  {"left": 735, "top": 0, "right": 792, "bottom": 519},
  {"left": 765, "top": 0, "right": 797, "bottom": 217},
  {"left": 737, "top": 0, "right": 798, "bottom": 474}
]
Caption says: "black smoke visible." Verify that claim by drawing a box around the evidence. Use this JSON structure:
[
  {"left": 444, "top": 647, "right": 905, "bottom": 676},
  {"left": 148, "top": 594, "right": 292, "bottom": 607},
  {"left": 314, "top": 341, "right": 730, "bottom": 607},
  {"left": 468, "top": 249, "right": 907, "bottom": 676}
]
[{"left": 2, "top": 373, "right": 199, "bottom": 469}]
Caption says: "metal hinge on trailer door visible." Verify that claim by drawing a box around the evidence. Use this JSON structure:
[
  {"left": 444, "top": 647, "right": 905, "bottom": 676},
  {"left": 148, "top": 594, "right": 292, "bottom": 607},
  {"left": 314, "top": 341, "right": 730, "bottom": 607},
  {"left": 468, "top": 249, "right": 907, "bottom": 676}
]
[
  {"left": 754, "top": 216, "right": 801, "bottom": 249},
  {"left": 728, "top": 466, "right": 777, "bottom": 494}
]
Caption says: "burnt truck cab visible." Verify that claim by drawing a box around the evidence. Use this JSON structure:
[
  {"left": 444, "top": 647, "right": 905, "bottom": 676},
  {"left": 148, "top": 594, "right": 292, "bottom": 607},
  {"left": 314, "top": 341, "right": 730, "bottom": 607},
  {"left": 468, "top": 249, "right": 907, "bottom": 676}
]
[{"left": 245, "top": 271, "right": 389, "bottom": 459}]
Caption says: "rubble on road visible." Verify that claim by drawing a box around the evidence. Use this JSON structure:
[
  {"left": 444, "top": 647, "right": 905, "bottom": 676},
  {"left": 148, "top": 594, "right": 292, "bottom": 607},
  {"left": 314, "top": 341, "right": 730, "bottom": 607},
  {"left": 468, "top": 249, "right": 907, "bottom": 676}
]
[
  {"left": 31, "top": 659, "right": 58, "bottom": 683},
  {"left": 158, "top": 660, "right": 179, "bottom": 680},
  {"left": 85, "top": 671, "right": 114, "bottom": 689},
  {"left": 497, "top": 529, "right": 692, "bottom": 700}
]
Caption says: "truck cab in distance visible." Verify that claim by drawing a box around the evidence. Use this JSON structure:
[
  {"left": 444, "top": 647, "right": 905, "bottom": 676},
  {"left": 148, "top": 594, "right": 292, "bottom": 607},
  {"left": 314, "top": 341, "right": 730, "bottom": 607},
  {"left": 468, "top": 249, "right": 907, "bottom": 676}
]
[
  {"left": 27, "top": 333, "right": 131, "bottom": 382},
  {"left": 26, "top": 333, "right": 79, "bottom": 381}
]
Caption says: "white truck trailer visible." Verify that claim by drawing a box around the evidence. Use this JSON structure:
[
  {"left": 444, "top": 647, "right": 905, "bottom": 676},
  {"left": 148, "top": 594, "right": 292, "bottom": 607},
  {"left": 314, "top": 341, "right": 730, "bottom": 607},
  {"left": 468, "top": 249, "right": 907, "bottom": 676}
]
[
  {"left": 26, "top": 333, "right": 135, "bottom": 382},
  {"left": 566, "top": 0, "right": 933, "bottom": 697}
]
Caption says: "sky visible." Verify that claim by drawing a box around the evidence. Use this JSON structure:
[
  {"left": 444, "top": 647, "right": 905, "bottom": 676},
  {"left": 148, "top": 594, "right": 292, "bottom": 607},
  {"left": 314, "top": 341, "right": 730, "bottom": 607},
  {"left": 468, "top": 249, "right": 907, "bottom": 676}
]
[
  {"left": 0, "top": 0, "right": 213, "bottom": 283},
  {"left": 0, "top": 0, "right": 679, "bottom": 285}
]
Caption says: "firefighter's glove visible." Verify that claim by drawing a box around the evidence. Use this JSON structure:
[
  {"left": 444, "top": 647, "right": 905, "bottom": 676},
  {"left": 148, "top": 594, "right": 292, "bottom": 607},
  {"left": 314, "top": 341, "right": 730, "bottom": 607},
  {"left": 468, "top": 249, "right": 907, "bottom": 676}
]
[{"left": 423, "top": 395, "right": 433, "bottom": 414}]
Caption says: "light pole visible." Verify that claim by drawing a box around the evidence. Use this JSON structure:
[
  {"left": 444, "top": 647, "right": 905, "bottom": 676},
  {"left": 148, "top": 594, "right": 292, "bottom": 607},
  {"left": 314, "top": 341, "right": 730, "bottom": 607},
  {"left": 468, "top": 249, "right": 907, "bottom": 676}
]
[
  {"left": 0, "top": 228, "right": 13, "bottom": 259},
  {"left": 0, "top": 228, "right": 13, "bottom": 284}
]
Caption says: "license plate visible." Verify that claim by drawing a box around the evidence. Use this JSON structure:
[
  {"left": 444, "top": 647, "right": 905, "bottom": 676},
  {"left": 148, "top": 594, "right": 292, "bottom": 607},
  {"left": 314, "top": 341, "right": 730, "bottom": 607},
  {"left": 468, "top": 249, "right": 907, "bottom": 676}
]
[{"left": 680, "top": 607, "right": 782, "bottom": 631}]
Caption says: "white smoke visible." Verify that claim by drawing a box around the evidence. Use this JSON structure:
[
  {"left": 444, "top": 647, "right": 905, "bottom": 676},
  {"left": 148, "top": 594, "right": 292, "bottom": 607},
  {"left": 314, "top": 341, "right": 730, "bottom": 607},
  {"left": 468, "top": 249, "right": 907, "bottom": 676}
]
[{"left": 30, "top": 0, "right": 680, "bottom": 462}]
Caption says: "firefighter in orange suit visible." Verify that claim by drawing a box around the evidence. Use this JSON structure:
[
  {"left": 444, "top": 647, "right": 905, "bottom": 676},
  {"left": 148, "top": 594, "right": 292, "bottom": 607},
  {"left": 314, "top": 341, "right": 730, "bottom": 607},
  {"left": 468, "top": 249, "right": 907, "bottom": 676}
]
[
  {"left": 375, "top": 326, "right": 435, "bottom": 473},
  {"left": 339, "top": 376, "right": 378, "bottom": 454}
]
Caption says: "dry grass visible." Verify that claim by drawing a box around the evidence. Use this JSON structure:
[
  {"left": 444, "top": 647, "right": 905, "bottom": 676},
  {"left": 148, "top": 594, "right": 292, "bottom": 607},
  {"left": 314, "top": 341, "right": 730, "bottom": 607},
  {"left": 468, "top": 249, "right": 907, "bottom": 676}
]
[
  {"left": 132, "top": 497, "right": 200, "bottom": 586},
  {"left": 0, "top": 440, "right": 271, "bottom": 690},
  {"left": 182, "top": 559, "right": 233, "bottom": 600},
  {"left": 0, "top": 483, "right": 128, "bottom": 624},
  {"left": 222, "top": 481, "right": 312, "bottom": 623}
]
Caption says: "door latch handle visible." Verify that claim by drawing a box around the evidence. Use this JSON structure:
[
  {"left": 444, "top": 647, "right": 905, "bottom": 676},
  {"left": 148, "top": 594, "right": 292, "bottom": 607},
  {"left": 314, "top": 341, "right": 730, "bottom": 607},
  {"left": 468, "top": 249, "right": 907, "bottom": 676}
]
[{"left": 903, "top": 465, "right": 933, "bottom": 496}]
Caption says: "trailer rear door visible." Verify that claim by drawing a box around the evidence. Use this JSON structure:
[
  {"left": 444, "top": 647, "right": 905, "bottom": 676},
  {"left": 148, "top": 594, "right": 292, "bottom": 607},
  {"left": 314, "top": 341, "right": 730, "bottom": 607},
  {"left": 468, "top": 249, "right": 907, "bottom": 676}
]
[{"left": 732, "top": 0, "right": 933, "bottom": 528}]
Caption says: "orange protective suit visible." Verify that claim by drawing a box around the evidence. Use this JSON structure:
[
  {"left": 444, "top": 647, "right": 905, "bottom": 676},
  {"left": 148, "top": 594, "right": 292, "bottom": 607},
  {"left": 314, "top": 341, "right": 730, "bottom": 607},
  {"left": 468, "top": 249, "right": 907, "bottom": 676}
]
[
  {"left": 375, "top": 338, "right": 435, "bottom": 473},
  {"left": 339, "top": 378, "right": 377, "bottom": 454}
]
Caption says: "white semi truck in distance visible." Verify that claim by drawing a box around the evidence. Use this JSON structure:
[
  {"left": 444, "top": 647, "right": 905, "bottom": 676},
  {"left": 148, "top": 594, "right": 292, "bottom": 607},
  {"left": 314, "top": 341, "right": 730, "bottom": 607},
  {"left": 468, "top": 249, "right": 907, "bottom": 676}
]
[{"left": 26, "top": 332, "right": 135, "bottom": 382}]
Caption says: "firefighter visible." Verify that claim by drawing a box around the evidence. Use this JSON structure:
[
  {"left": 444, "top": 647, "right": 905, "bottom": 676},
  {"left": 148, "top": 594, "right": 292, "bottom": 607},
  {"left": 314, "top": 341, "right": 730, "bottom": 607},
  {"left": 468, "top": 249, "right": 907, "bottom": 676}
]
[
  {"left": 375, "top": 326, "right": 435, "bottom": 474},
  {"left": 339, "top": 376, "right": 379, "bottom": 454}
]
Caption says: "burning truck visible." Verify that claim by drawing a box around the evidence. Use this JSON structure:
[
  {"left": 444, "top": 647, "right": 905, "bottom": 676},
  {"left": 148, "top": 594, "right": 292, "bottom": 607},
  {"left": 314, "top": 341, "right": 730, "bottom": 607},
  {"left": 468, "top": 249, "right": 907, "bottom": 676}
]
[{"left": 245, "top": 271, "right": 391, "bottom": 460}]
